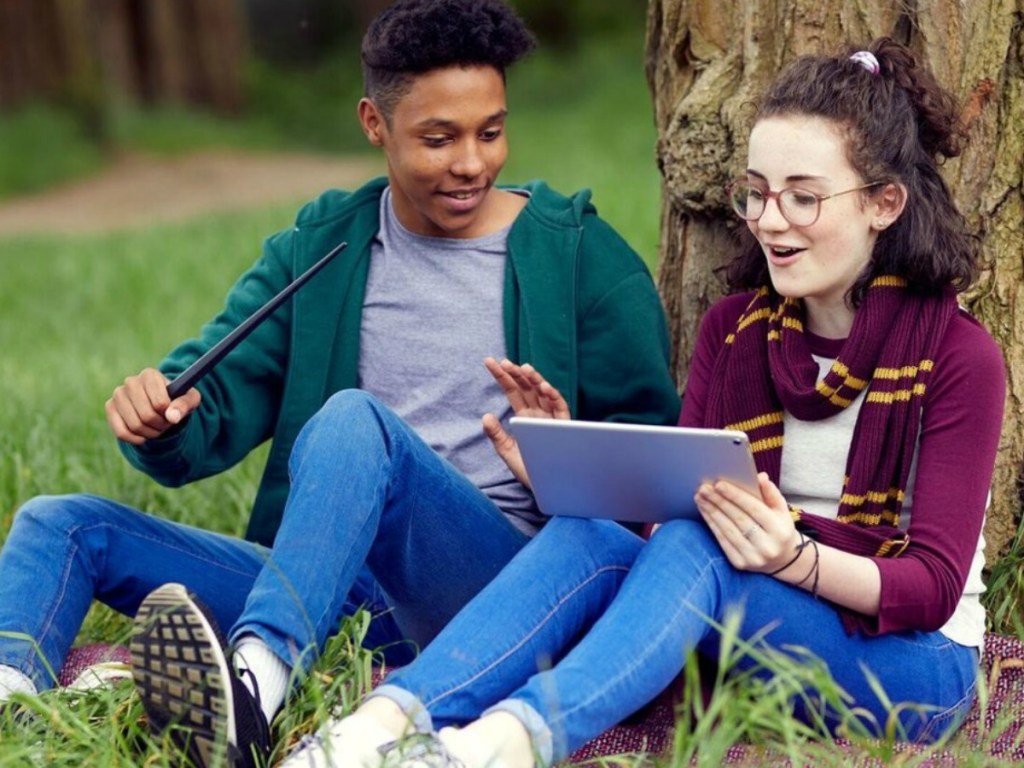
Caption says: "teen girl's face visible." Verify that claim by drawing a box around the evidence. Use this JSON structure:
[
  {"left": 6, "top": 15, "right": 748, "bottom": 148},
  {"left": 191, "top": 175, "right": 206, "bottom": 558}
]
[
  {"left": 745, "top": 115, "right": 888, "bottom": 335},
  {"left": 359, "top": 65, "right": 514, "bottom": 239}
]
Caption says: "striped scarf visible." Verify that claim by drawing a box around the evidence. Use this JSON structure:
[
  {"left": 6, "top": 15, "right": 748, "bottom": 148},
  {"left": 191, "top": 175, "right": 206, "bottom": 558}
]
[{"left": 704, "top": 277, "right": 958, "bottom": 559}]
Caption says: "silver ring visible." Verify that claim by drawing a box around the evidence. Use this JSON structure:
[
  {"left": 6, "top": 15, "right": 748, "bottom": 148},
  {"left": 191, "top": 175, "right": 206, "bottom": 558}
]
[{"left": 742, "top": 525, "right": 758, "bottom": 540}]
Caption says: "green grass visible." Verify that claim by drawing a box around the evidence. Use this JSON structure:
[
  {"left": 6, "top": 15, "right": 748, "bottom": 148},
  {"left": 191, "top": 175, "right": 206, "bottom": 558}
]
[
  {"left": 0, "top": 208, "right": 286, "bottom": 532},
  {"left": 0, "top": 616, "right": 380, "bottom": 767},
  {"left": 0, "top": 105, "right": 106, "bottom": 199}
]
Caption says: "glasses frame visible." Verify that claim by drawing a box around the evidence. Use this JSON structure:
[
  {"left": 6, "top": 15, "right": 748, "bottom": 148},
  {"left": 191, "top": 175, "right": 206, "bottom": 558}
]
[{"left": 727, "top": 179, "right": 883, "bottom": 227}]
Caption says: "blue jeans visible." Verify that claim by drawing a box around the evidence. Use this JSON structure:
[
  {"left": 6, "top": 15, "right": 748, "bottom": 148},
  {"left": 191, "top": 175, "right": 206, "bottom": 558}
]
[
  {"left": 376, "top": 516, "right": 979, "bottom": 763},
  {"left": 0, "top": 391, "right": 529, "bottom": 689}
]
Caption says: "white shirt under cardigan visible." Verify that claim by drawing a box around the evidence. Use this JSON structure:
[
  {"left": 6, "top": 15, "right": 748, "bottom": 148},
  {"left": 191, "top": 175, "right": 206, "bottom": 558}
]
[{"left": 781, "top": 353, "right": 987, "bottom": 648}]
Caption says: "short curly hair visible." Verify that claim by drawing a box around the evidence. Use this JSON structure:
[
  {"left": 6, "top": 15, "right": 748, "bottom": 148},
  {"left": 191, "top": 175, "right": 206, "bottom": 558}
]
[{"left": 361, "top": 0, "right": 536, "bottom": 122}]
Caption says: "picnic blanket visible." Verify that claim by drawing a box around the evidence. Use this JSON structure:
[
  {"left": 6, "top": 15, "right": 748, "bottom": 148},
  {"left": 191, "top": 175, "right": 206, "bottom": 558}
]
[{"left": 59, "top": 633, "right": 1024, "bottom": 763}]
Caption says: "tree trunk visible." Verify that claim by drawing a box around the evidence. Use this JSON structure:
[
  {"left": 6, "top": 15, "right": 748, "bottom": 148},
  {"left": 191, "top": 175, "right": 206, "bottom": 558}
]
[
  {"left": 139, "top": 0, "right": 247, "bottom": 113},
  {"left": 54, "top": 0, "right": 108, "bottom": 143},
  {"left": 0, "top": 1, "right": 63, "bottom": 108},
  {"left": 0, "top": 0, "right": 247, "bottom": 115},
  {"left": 646, "top": 0, "right": 1024, "bottom": 557}
]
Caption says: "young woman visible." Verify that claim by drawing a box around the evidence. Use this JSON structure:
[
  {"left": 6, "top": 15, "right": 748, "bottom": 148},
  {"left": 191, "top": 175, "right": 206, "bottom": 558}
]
[
  {"left": 280, "top": 38, "right": 1005, "bottom": 768},
  {"left": 0, "top": 2, "right": 678, "bottom": 766}
]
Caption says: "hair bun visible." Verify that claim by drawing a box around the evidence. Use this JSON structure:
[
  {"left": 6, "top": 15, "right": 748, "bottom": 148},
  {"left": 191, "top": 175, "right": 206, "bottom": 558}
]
[{"left": 869, "top": 38, "right": 965, "bottom": 159}]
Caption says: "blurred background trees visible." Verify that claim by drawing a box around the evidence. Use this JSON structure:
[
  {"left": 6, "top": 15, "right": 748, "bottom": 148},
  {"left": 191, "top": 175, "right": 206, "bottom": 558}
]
[
  {"left": 1, "top": 0, "right": 248, "bottom": 143},
  {"left": 0, "top": 1, "right": 642, "bottom": 148},
  {"left": 0, "top": 0, "right": 647, "bottom": 197}
]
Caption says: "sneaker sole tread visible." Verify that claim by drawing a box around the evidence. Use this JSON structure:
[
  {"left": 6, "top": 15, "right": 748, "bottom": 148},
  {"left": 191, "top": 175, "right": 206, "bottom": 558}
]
[{"left": 130, "top": 582, "right": 235, "bottom": 767}]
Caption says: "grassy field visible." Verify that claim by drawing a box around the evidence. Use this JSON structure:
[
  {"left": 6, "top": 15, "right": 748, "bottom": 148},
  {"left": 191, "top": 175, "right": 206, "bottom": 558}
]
[{"left": 0, "top": 24, "right": 1022, "bottom": 768}]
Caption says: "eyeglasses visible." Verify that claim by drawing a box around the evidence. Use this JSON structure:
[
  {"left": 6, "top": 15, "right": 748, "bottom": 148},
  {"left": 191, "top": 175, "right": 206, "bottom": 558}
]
[{"left": 727, "top": 179, "right": 882, "bottom": 227}]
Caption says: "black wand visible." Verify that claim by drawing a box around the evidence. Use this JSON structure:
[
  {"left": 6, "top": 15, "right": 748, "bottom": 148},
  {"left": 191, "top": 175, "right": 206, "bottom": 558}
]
[{"left": 166, "top": 241, "right": 348, "bottom": 399}]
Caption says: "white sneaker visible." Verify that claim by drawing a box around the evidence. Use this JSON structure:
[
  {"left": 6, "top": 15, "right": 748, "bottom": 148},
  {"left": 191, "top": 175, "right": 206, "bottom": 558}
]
[
  {"left": 67, "top": 661, "right": 133, "bottom": 691},
  {"left": 378, "top": 732, "right": 468, "bottom": 768},
  {"left": 280, "top": 714, "right": 399, "bottom": 768},
  {"left": 0, "top": 665, "right": 37, "bottom": 702}
]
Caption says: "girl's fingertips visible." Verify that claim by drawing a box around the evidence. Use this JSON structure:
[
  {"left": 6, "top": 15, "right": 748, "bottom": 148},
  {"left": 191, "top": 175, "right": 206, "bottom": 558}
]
[{"left": 699, "top": 503, "right": 719, "bottom": 517}]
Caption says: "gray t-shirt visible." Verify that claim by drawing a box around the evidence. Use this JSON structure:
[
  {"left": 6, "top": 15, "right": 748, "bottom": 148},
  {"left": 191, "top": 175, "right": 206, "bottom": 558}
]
[{"left": 358, "top": 188, "right": 542, "bottom": 534}]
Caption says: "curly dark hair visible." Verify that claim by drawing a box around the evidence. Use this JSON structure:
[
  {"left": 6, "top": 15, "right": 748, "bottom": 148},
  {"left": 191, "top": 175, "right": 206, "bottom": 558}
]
[
  {"left": 727, "top": 37, "right": 978, "bottom": 303},
  {"left": 361, "top": 0, "right": 536, "bottom": 122}
]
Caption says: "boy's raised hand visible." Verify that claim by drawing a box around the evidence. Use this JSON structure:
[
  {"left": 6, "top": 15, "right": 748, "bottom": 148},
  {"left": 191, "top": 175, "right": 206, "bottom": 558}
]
[
  {"left": 105, "top": 367, "right": 202, "bottom": 445},
  {"left": 481, "top": 356, "right": 570, "bottom": 489}
]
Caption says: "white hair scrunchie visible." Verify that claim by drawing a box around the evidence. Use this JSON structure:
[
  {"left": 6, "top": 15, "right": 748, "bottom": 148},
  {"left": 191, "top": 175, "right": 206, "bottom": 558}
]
[{"left": 849, "top": 50, "right": 881, "bottom": 74}]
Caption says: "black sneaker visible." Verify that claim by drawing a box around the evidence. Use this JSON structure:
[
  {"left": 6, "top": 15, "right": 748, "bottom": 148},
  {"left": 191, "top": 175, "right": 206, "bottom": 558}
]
[{"left": 131, "top": 582, "right": 271, "bottom": 767}]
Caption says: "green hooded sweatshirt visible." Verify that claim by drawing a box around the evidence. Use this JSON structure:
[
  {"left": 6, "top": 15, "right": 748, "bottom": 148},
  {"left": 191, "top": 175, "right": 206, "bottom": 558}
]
[{"left": 123, "top": 177, "right": 680, "bottom": 545}]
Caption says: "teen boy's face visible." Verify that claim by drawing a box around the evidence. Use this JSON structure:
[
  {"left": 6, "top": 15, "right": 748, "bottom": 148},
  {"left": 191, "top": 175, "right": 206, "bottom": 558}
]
[{"left": 359, "top": 65, "right": 512, "bottom": 239}]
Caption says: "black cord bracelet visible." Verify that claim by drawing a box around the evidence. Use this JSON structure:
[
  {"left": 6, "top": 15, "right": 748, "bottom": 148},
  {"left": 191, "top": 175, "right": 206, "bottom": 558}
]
[
  {"left": 795, "top": 537, "right": 821, "bottom": 598},
  {"left": 767, "top": 531, "right": 808, "bottom": 577},
  {"left": 809, "top": 538, "right": 821, "bottom": 598}
]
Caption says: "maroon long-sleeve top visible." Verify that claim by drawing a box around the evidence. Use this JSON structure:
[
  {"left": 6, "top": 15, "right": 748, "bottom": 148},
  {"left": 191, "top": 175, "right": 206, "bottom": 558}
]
[{"left": 679, "top": 292, "right": 1006, "bottom": 640}]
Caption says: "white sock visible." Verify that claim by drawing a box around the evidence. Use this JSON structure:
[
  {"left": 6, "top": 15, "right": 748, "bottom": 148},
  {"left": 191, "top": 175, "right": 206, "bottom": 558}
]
[
  {"left": 439, "top": 712, "right": 535, "bottom": 768},
  {"left": 232, "top": 635, "right": 290, "bottom": 724},
  {"left": 0, "top": 665, "right": 37, "bottom": 702}
]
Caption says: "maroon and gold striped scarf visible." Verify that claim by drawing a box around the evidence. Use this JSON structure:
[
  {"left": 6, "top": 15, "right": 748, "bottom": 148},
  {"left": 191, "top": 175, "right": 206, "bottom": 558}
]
[{"left": 704, "top": 277, "right": 958, "bottom": 559}]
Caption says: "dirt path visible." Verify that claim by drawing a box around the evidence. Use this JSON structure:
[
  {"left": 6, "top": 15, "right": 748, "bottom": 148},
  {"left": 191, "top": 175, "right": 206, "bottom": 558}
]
[{"left": 0, "top": 150, "right": 384, "bottom": 236}]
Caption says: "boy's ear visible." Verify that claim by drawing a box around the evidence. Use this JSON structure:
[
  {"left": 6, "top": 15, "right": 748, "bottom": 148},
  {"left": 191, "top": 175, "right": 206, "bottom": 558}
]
[
  {"left": 872, "top": 182, "right": 908, "bottom": 231},
  {"left": 358, "top": 98, "right": 385, "bottom": 146}
]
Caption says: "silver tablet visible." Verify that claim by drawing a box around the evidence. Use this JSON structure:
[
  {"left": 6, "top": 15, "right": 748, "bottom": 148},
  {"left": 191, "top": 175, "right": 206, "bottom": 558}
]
[{"left": 509, "top": 417, "right": 759, "bottom": 523}]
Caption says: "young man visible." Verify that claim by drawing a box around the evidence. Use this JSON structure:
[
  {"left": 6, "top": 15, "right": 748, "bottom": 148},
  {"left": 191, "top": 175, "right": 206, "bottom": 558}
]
[{"left": 0, "top": 0, "right": 678, "bottom": 765}]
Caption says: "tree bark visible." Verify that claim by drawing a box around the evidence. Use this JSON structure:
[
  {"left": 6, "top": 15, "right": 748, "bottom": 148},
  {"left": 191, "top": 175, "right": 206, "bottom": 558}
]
[
  {"left": 0, "top": 0, "right": 247, "bottom": 114},
  {"left": 0, "top": 1, "right": 62, "bottom": 108},
  {"left": 140, "top": 0, "right": 247, "bottom": 113},
  {"left": 54, "top": 0, "right": 108, "bottom": 143},
  {"left": 646, "top": 0, "right": 1024, "bottom": 557}
]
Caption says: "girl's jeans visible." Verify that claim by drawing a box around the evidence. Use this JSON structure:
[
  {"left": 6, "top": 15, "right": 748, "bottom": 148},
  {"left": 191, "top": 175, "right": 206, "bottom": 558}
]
[
  {"left": 0, "top": 390, "right": 529, "bottom": 689},
  {"left": 378, "top": 516, "right": 979, "bottom": 763}
]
